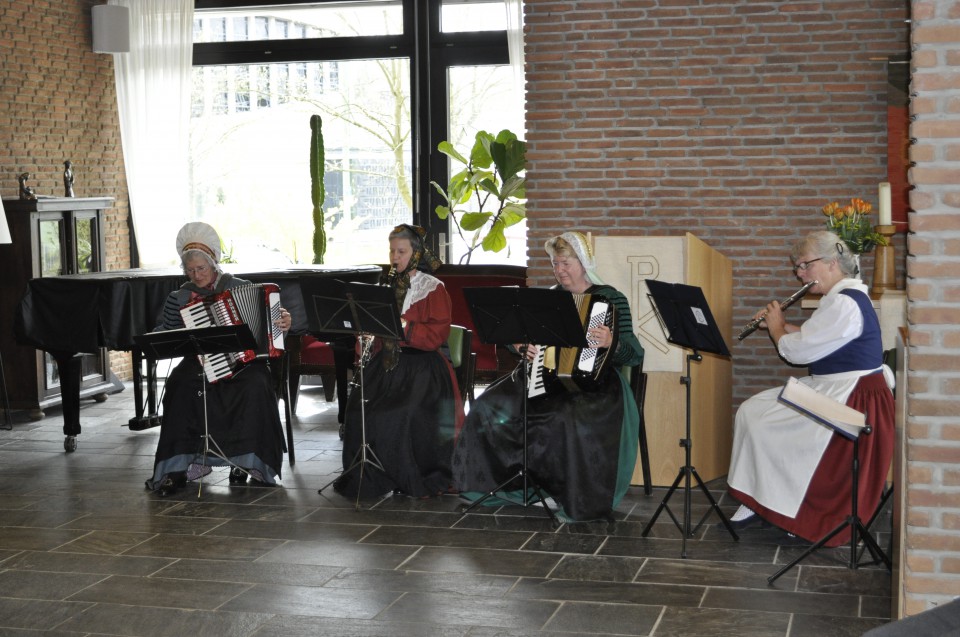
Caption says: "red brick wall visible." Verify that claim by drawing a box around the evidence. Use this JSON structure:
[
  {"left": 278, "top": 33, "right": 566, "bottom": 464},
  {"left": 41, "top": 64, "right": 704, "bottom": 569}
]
[
  {"left": 523, "top": 0, "right": 911, "bottom": 410},
  {"left": 903, "top": 0, "right": 960, "bottom": 616},
  {"left": 1, "top": 0, "right": 131, "bottom": 377}
]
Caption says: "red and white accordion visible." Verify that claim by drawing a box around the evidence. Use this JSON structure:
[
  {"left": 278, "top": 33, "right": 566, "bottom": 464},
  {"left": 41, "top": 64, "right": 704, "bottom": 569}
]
[{"left": 179, "top": 283, "right": 285, "bottom": 383}]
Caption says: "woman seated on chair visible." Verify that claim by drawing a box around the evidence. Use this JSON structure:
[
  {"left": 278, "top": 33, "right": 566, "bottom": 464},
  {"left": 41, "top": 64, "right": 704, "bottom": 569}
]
[
  {"left": 145, "top": 222, "right": 292, "bottom": 497},
  {"left": 333, "top": 224, "right": 464, "bottom": 499},
  {"left": 726, "top": 230, "right": 894, "bottom": 545},
  {"left": 452, "top": 231, "right": 644, "bottom": 521}
]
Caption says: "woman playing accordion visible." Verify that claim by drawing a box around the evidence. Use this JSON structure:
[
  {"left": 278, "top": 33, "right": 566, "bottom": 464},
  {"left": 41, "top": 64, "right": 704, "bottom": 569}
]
[
  {"left": 453, "top": 231, "right": 644, "bottom": 521},
  {"left": 145, "top": 222, "right": 291, "bottom": 497}
]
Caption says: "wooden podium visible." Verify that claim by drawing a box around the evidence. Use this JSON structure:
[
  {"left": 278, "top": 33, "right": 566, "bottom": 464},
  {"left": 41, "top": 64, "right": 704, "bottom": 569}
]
[{"left": 595, "top": 233, "right": 732, "bottom": 487}]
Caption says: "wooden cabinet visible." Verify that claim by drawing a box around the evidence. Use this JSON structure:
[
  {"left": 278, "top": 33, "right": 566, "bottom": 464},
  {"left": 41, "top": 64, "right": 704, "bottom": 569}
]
[
  {"left": 0, "top": 197, "right": 114, "bottom": 417},
  {"left": 595, "top": 234, "right": 733, "bottom": 486}
]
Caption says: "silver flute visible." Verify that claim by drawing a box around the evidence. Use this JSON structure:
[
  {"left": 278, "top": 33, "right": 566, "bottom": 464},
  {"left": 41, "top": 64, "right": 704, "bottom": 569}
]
[{"left": 737, "top": 280, "right": 818, "bottom": 341}]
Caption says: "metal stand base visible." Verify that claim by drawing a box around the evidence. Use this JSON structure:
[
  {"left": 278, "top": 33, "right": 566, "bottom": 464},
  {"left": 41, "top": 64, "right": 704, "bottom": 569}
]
[
  {"left": 460, "top": 362, "right": 558, "bottom": 526},
  {"left": 641, "top": 351, "right": 738, "bottom": 557},
  {"left": 317, "top": 335, "right": 386, "bottom": 510},
  {"left": 0, "top": 349, "right": 12, "bottom": 431},
  {"left": 767, "top": 434, "right": 891, "bottom": 585}
]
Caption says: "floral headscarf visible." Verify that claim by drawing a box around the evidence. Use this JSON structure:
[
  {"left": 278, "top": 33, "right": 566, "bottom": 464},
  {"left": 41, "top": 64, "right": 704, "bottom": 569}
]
[{"left": 380, "top": 224, "right": 443, "bottom": 371}]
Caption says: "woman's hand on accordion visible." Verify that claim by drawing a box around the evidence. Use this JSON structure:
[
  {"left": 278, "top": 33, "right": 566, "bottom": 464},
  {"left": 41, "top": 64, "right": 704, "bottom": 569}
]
[
  {"left": 275, "top": 307, "right": 292, "bottom": 332},
  {"left": 587, "top": 325, "right": 612, "bottom": 349},
  {"left": 516, "top": 343, "right": 538, "bottom": 361}
]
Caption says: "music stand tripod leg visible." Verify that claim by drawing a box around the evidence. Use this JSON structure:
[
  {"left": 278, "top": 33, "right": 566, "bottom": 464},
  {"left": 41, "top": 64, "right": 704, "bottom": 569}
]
[
  {"left": 459, "top": 360, "right": 559, "bottom": 526},
  {"left": 192, "top": 365, "right": 252, "bottom": 498},
  {"left": 0, "top": 349, "right": 12, "bottom": 431},
  {"left": 767, "top": 435, "right": 890, "bottom": 585},
  {"left": 317, "top": 335, "right": 386, "bottom": 510},
  {"left": 641, "top": 352, "right": 737, "bottom": 558}
]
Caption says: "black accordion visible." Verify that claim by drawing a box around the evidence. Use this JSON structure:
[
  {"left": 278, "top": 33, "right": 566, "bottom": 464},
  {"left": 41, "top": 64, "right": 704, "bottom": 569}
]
[{"left": 528, "top": 292, "right": 614, "bottom": 397}]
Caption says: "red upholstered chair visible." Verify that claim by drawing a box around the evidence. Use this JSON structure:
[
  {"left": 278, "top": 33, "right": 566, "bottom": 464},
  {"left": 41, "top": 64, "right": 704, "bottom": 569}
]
[{"left": 287, "top": 334, "right": 338, "bottom": 411}]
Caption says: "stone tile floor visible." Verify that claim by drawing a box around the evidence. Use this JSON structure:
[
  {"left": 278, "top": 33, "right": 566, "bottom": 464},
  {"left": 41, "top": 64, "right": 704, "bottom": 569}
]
[{"left": 0, "top": 381, "right": 893, "bottom": 636}]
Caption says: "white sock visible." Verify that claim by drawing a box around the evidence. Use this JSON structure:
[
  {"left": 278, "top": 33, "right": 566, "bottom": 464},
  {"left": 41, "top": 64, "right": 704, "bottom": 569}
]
[{"left": 731, "top": 504, "right": 756, "bottom": 522}]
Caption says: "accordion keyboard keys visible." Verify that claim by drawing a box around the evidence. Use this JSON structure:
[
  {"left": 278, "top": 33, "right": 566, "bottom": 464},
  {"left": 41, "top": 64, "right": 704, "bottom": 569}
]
[
  {"left": 527, "top": 346, "right": 548, "bottom": 398},
  {"left": 577, "top": 301, "right": 608, "bottom": 372}
]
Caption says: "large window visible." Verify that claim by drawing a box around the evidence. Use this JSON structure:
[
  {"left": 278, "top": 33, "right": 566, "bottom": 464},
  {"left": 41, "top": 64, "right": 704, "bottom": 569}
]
[{"left": 190, "top": 0, "right": 521, "bottom": 267}]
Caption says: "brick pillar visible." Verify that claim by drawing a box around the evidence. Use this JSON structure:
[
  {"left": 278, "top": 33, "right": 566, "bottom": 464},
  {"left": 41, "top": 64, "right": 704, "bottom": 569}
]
[{"left": 902, "top": 0, "right": 960, "bottom": 616}]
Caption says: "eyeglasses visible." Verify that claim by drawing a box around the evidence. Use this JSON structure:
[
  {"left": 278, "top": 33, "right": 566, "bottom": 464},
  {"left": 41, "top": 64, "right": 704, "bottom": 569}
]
[
  {"left": 185, "top": 265, "right": 210, "bottom": 275},
  {"left": 792, "top": 258, "right": 823, "bottom": 275}
]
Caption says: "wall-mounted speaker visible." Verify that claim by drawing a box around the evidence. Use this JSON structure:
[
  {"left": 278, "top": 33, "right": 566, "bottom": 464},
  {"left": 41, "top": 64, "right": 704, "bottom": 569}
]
[{"left": 92, "top": 4, "right": 130, "bottom": 54}]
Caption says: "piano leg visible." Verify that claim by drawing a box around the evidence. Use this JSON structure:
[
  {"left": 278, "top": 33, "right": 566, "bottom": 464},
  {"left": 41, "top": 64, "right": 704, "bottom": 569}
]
[
  {"left": 51, "top": 351, "right": 82, "bottom": 436},
  {"left": 128, "top": 351, "right": 162, "bottom": 431}
]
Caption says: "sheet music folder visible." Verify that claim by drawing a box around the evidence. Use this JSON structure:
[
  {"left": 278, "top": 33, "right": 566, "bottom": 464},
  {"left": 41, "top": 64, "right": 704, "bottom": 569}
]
[
  {"left": 645, "top": 279, "right": 730, "bottom": 357},
  {"left": 463, "top": 286, "right": 588, "bottom": 348},
  {"left": 135, "top": 325, "right": 258, "bottom": 360},
  {"left": 778, "top": 377, "right": 866, "bottom": 440},
  {"left": 299, "top": 277, "right": 402, "bottom": 340}
]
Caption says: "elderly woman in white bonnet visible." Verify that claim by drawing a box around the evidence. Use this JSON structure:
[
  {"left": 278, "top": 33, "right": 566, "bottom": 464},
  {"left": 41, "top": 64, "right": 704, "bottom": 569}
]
[
  {"left": 452, "top": 231, "right": 645, "bottom": 521},
  {"left": 145, "top": 222, "right": 291, "bottom": 497}
]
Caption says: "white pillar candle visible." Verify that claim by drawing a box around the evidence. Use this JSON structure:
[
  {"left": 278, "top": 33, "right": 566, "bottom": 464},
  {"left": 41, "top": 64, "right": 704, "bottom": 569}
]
[{"left": 878, "top": 182, "right": 892, "bottom": 226}]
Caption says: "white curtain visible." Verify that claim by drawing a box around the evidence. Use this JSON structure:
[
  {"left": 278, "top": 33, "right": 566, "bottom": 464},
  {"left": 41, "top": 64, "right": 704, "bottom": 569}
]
[
  {"left": 112, "top": 0, "right": 194, "bottom": 267},
  {"left": 505, "top": 0, "right": 526, "bottom": 135}
]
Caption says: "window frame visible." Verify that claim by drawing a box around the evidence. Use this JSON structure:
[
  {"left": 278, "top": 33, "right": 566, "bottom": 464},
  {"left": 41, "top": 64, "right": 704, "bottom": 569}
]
[{"left": 192, "top": 0, "right": 509, "bottom": 257}]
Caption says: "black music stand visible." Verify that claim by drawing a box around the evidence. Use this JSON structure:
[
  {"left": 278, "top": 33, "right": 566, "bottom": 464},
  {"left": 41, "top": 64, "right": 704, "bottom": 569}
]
[
  {"left": 136, "top": 325, "right": 258, "bottom": 497},
  {"left": 640, "top": 280, "right": 738, "bottom": 557},
  {"left": 461, "top": 286, "right": 588, "bottom": 524},
  {"left": 304, "top": 279, "right": 403, "bottom": 509},
  {"left": 767, "top": 395, "right": 891, "bottom": 584}
]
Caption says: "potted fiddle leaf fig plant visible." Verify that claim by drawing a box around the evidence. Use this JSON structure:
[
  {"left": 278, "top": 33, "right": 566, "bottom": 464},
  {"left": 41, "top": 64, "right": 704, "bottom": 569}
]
[{"left": 430, "top": 129, "right": 526, "bottom": 264}]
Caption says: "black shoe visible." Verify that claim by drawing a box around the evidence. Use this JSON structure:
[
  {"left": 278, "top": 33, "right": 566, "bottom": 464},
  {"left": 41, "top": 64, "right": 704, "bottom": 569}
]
[
  {"left": 229, "top": 468, "right": 248, "bottom": 485},
  {"left": 157, "top": 472, "right": 187, "bottom": 497},
  {"left": 64, "top": 436, "right": 77, "bottom": 453},
  {"left": 728, "top": 512, "right": 763, "bottom": 531}
]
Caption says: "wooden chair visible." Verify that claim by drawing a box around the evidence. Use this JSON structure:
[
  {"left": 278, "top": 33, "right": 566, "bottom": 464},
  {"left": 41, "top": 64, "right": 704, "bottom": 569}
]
[
  {"left": 447, "top": 324, "right": 475, "bottom": 405},
  {"left": 622, "top": 362, "right": 652, "bottom": 495},
  {"left": 268, "top": 351, "right": 295, "bottom": 465}
]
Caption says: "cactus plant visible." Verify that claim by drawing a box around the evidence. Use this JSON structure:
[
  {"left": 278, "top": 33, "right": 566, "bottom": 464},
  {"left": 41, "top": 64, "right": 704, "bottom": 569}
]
[{"left": 310, "top": 114, "right": 326, "bottom": 264}]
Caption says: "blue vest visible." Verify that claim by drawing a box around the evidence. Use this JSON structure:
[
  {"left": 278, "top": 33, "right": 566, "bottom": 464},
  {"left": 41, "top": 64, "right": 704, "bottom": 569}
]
[{"left": 808, "top": 289, "right": 882, "bottom": 375}]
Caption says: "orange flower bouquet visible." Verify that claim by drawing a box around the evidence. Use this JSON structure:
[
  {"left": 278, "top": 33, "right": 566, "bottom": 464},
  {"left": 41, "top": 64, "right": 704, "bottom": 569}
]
[{"left": 821, "top": 198, "right": 888, "bottom": 254}]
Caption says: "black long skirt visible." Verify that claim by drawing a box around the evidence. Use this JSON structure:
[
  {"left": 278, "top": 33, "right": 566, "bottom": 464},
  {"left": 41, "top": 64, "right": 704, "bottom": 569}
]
[
  {"left": 333, "top": 348, "right": 459, "bottom": 499},
  {"left": 452, "top": 367, "right": 638, "bottom": 521},
  {"left": 146, "top": 357, "right": 285, "bottom": 490}
]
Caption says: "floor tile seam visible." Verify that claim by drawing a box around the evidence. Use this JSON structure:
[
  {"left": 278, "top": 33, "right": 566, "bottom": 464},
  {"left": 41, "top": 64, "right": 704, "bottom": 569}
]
[
  {"left": 393, "top": 544, "right": 425, "bottom": 570},
  {"left": 702, "top": 584, "right": 879, "bottom": 603}
]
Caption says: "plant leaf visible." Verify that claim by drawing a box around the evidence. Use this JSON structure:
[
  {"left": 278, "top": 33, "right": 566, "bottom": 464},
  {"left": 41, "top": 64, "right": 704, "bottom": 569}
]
[
  {"left": 438, "top": 140, "right": 468, "bottom": 166},
  {"left": 499, "top": 203, "right": 526, "bottom": 226},
  {"left": 482, "top": 220, "right": 508, "bottom": 252},
  {"left": 460, "top": 211, "right": 492, "bottom": 231},
  {"left": 470, "top": 131, "right": 496, "bottom": 169},
  {"left": 499, "top": 175, "right": 525, "bottom": 200}
]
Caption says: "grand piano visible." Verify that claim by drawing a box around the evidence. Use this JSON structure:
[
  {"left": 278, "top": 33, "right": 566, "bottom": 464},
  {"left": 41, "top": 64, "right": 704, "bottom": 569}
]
[{"left": 13, "top": 264, "right": 382, "bottom": 441}]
